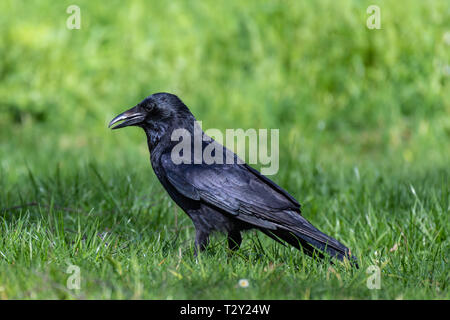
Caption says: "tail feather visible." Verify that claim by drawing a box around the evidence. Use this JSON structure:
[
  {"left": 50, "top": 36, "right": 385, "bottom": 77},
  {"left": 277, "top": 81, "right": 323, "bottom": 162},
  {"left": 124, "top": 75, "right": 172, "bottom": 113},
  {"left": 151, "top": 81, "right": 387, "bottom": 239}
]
[{"left": 261, "top": 220, "right": 359, "bottom": 268}]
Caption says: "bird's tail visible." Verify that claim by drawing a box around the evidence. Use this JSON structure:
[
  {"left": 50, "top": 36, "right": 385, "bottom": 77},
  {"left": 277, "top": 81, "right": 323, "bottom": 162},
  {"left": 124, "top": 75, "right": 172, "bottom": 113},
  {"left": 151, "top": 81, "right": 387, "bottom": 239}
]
[{"left": 260, "top": 215, "right": 358, "bottom": 268}]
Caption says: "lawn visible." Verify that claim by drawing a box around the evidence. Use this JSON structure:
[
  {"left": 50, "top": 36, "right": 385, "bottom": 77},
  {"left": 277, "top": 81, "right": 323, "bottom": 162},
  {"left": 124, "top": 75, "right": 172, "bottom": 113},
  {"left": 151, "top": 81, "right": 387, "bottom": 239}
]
[{"left": 0, "top": 0, "right": 448, "bottom": 299}]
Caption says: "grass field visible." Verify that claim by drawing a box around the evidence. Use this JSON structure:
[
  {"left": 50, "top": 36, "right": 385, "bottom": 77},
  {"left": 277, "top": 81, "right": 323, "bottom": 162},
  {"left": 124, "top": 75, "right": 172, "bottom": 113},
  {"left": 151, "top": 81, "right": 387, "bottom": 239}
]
[{"left": 0, "top": 0, "right": 449, "bottom": 299}]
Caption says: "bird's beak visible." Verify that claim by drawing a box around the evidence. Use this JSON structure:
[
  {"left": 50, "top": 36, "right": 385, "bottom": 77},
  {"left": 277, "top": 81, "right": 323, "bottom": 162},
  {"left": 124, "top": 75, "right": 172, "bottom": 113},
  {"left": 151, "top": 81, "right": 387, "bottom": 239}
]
[{"left": 108, "top": 106, "right": 145, "bottom": 130}]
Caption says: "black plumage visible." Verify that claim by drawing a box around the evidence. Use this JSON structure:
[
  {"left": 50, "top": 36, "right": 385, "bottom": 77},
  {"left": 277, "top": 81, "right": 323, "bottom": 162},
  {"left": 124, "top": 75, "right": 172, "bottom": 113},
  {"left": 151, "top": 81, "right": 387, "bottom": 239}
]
[{"left": 109, "top": 92, "right": 358, "bottom": 266}]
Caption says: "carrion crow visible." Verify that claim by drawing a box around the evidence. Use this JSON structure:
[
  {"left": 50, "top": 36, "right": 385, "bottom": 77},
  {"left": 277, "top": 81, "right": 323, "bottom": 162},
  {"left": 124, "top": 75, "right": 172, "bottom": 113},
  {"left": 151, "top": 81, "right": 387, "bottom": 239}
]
[{"left": 109, "top": 92, "right": 358, "bottom": 267}]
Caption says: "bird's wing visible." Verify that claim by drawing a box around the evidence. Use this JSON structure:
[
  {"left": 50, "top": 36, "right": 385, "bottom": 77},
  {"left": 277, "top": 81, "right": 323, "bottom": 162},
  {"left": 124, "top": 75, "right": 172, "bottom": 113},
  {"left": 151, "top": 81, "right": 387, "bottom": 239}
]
[
  {"left": 160, "top": 151, "right": 355, "bottom": 262},
  {"left": 160, "top": 152, "right": 302, "bottom": 230}
]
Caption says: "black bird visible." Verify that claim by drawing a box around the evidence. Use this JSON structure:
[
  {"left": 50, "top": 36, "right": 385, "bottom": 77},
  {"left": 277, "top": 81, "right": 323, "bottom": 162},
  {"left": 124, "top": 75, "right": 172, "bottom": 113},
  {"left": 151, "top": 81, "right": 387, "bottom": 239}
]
[{"left": 109, "top": 92, "right": 358, "bottom": 266}]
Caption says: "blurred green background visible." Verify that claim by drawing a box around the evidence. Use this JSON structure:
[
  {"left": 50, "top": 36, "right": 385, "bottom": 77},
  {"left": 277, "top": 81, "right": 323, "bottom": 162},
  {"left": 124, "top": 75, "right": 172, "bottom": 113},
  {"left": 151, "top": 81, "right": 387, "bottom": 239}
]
[
  {"left": 0, "top": 0, "right": 449, "bottom": 299},
  {"left": 1, "top": 0, "right": 449, "bottom": 179}
]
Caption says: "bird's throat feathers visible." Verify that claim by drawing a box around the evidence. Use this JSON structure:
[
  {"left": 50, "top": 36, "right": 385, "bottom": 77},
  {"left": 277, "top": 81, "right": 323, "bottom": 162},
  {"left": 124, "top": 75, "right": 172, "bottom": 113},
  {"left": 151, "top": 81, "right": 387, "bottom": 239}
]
[
  {"left": 144, "top": 121, "right": 170, "bottom": 152},
  {"left": 144, "top": 115, "right": 196, "bottom": 153}
]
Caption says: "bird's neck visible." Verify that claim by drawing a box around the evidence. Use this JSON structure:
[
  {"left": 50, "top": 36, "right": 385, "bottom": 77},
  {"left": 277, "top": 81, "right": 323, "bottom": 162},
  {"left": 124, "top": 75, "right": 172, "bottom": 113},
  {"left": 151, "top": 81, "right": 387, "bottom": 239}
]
[
  {"left": 144, "top": 122, "right": 169, "bottom": 153},
  {"left": 144, "top": 116, "right": 202, "bottom": 173}
]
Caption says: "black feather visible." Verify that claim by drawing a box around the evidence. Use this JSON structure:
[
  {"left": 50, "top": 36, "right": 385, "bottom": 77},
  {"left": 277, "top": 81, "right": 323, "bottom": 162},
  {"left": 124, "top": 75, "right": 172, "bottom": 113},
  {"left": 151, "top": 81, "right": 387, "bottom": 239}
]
[{"left": 110, "top": 92, "right": 358, "bottom": 266}]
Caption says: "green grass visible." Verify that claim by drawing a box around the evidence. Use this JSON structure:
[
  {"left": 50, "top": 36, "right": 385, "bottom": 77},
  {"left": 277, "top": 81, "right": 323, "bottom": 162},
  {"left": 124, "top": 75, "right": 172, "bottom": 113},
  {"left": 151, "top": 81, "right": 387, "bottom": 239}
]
[
  {"left": 0, "top": 0, "right": 449, "bottom": 299},
  {"left": 0, "top": 162, "right": 448, "bottom": 299}
]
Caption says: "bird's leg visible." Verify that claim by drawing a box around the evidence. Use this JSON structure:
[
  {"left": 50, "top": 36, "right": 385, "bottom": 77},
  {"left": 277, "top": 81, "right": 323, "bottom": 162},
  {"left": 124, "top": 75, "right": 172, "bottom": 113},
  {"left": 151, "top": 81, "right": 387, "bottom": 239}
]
[
  {"left": 227, "top": 230, "right": 242, "bottom": 251},
  {"left": 194, "top": 229, "right": 210, "bottom": 256}
]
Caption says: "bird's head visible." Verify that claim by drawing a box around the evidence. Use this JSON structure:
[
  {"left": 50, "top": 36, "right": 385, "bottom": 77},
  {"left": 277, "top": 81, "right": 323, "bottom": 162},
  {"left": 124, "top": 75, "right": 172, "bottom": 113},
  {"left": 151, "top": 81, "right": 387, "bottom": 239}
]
[{"left": 108, "top": 92, "right": 193, "bottom": 131}]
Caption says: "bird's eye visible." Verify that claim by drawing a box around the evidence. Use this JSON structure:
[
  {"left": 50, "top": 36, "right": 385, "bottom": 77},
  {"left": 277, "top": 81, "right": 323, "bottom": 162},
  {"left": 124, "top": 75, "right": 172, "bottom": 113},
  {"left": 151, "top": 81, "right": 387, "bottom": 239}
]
[{"left": 143, "top": 102, "right": 155, "bottom": 112}]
